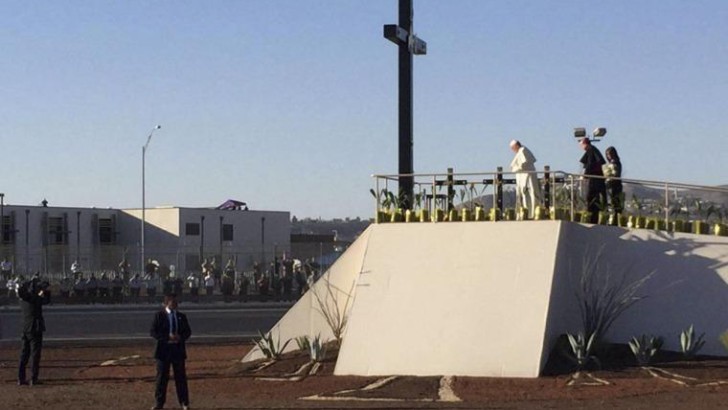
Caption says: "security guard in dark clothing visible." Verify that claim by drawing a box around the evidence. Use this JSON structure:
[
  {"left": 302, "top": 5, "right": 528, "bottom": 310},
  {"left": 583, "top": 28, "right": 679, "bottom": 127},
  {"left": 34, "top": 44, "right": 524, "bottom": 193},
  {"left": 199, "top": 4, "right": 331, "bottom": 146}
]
[{"left": 17, "top": 276, "right": 51, "bottom": 386}]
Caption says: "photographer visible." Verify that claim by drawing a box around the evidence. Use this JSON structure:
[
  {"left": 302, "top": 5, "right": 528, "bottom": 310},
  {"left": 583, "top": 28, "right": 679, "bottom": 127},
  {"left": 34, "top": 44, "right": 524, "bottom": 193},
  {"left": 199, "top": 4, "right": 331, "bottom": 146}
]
[{"left": 17, "top": 275, "right": 51, "bottom": 386}]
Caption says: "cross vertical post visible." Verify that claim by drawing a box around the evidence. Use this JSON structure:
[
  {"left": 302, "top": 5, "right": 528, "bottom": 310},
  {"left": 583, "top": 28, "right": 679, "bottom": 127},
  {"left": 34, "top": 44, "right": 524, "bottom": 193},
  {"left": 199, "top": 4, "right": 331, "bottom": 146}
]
[{"left": 384, "top": 0, "right": 426, "bottom": 210}]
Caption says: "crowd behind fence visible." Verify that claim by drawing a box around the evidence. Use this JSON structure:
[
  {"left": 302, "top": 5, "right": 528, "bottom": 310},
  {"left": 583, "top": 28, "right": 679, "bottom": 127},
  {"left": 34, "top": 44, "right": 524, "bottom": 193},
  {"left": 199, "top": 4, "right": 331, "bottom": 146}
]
[{"left": 1, "top": 249, "right": 330, "bottom": 306}]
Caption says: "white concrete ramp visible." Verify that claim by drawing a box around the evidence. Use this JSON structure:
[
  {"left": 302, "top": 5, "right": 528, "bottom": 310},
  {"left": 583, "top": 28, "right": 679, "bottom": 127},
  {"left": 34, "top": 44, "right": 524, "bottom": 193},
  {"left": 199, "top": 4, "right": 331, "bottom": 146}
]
[
  {"left": 335, "top": 222, "right": 562, "bottom": 377},
  {"left": 244, "top": 221, "right": 728, "bottom": 377}
]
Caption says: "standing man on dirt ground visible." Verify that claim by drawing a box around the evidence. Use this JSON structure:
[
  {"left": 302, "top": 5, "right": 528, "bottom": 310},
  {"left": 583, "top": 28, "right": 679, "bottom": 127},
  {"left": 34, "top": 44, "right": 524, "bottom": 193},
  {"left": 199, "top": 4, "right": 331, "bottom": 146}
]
[
  {"left": 17, "top": 274, "right": 51, "bottom": 386},
  {"left": 150, "top": 293, "right": 191, "bottom": 410}
]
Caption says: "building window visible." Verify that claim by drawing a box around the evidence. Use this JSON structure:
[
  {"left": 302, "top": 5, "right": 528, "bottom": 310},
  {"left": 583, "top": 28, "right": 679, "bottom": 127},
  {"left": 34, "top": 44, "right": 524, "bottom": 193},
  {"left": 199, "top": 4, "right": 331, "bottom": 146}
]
[
  {"left": 1, "top": 216, "right": 12, "bottom": 244},
  {"left": 99, "top": 218, "right": 114, "bottom": 244},
  {"left": 222, "top": 224, "right": 234, "bottom": 241},
  {"left": 185, "top": 223, "right": 200, "bottom": 236},
  {"left": 48, "top": 217, "right": 66, "bottom": 244}
]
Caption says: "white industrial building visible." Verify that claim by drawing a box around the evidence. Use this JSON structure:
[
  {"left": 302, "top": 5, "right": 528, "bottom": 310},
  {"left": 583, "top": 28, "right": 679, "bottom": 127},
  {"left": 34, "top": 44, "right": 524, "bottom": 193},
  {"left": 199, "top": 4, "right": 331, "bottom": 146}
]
[{"left": 0, "top": 203, "right": 289, "bottom": 275}]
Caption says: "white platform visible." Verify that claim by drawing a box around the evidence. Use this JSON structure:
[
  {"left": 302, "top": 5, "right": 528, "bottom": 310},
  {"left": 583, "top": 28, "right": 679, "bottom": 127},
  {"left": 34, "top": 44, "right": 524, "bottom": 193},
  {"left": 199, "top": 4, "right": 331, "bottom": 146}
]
[{"left": 243, "top": 221, "right": 728, "bottom": 377}]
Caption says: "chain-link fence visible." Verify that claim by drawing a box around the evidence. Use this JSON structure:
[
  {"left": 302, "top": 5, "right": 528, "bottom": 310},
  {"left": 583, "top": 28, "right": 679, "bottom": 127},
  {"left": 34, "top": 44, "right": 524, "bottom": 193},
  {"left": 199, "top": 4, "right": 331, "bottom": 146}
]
[{"left": 0, "top": 241, "right": 341, "bottom": 306}]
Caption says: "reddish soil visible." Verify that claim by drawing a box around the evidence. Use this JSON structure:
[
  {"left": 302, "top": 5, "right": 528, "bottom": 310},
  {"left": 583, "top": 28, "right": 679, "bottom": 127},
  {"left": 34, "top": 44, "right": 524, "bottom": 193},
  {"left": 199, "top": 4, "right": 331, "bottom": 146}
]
[{"left": 2, "top": 341, "right": 728, "bottom": 409}]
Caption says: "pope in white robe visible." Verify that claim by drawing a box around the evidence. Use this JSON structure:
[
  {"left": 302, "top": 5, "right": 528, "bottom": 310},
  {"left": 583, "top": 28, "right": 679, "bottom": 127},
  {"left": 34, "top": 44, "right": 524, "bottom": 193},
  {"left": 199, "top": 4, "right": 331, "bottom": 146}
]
[{"left": 509, "top": 140, "right": 542, "bottom": 218}]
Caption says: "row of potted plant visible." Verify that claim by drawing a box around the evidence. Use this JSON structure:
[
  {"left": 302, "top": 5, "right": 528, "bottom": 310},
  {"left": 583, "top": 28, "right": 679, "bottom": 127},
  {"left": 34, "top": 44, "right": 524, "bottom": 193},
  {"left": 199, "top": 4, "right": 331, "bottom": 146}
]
[
  {"left": 374, "top": 205, "right": 727, "bottom": 237},
  {"left": 371, "top": 188, "right": 727, "bottom": 236}
]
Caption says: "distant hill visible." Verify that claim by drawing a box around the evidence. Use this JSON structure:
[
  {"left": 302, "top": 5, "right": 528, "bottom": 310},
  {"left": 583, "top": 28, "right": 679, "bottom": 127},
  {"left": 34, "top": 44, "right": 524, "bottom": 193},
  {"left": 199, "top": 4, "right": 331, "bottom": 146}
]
[
  {"left": 455, "top": 182, "right": 728, "bottom": 213},
  {"left": 291, "top": 217, "right": 370, "bottom": 243}
]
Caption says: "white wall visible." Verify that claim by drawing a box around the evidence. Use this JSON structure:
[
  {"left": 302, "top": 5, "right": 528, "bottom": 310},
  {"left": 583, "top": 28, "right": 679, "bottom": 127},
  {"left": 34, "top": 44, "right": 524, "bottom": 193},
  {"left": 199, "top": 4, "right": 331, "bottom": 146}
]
[{"left": 246, "top": 220, "right": 728, "bottom": 377}]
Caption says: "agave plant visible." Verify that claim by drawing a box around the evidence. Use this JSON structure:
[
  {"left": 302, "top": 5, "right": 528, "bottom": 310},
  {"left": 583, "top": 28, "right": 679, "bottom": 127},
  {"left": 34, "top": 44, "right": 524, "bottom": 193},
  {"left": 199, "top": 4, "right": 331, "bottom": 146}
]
[
  {"left": 468, "top": 183, "right": 477, "bottom": 211},
  {"left": 630, "top": 194, "right": 645, "bottom": 218},
  {"left": 680, "top": 325, "right": 706, "bottom": 359},
  {"left": 255, "top": 329, "right": 292, "bottom": 361},
  {"left": 308, "top": 334, "right": 328, "bottom": 363},
  {"left": 566, "top": 331, "right": 599, "bottom": 369},
  {"left": 629, "top": 334, "right": 663, "bottom": 366},
  {"left": 413, "top": 191, "right": 423, "bottom": 211},
  {"left": 705, "top": 203, "right": 722, "bottom": 224},
  {"left": 295, "top": 335, "right": 311, "bottom": 352}
]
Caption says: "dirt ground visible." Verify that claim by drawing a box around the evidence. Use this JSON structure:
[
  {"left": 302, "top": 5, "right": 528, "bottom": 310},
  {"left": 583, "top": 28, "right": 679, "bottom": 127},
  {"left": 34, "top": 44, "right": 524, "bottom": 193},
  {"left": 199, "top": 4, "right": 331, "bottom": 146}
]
[{"left": 2, "top": 341, "right": 728, "bottom": 409}]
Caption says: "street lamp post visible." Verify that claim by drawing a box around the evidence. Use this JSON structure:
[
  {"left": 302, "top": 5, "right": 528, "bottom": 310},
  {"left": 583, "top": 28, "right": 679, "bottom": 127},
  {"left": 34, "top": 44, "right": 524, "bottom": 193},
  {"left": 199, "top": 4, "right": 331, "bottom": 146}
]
[
  {"left": 0, "top": 193, "right": 4, "bottom": 248},
  {"left": 0, "top": 193, "right": 4, "bottom": 262},
  {"left": 142, "top": 125, "right": 162, "bottom": 273},
  {"left": 260, "top": 217, "right": 265, "bottom": 267}
]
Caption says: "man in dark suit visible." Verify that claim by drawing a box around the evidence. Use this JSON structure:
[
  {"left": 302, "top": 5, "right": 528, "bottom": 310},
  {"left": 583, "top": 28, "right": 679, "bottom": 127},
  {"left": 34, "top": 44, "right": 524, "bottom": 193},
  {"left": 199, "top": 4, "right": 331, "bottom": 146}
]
[
  {"left": 17, "top": 275, "right": 51, "bottom": 386},
  {"left": 150, "top": 293, "right": 191, "bottom": 410},
  {"left": 579, "top": 137, "right": 607, "bottom": 224}
]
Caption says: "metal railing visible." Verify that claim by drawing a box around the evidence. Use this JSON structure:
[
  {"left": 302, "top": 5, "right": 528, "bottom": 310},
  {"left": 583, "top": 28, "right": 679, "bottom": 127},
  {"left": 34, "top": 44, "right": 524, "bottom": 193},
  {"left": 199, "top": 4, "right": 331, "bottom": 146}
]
[{"left": 371, "top": 168, "right": 728, "bottom": 234}]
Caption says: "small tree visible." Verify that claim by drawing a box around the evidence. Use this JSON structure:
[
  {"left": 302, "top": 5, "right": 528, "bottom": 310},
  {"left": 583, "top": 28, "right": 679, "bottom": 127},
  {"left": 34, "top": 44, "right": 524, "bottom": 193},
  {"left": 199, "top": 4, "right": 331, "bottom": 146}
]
[
  {"left": 311, "top": 275, "right": 355, "bottom": 346},
  {"left": 570, "top": 246, "right": 656, "bottom": 364}
]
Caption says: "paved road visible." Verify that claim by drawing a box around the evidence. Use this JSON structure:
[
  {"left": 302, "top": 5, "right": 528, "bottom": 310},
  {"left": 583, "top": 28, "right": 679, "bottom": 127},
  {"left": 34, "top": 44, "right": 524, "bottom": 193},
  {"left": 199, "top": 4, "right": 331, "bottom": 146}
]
[{"left": 0, "top": 303, "right": 290, "bottom": 343}]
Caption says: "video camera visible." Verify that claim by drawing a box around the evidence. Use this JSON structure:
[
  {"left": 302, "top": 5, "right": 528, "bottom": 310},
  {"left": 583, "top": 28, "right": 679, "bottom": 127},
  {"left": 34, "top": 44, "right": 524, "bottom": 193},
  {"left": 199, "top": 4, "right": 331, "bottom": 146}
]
[{"left": 22, "top": 277, "right": 51, "bottom": 294}]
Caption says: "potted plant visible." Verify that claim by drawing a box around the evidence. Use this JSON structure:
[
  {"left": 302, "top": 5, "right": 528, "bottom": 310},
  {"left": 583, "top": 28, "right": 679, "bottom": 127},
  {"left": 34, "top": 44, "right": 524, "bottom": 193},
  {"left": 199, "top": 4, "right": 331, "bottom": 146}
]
[
  {"left": 459, "top": 189, "right": 473, "bottom": 221},
  {"left": 415, "top": 192, "right": 430, "bottom": 222},
  {"left": 550, "top": 206, "right": 568, "bottom": 221},
  {"left": 549, "top": 185, "right": 571, "bottom": 221},
  {"left": 475, "top": 206, "right": 487, "bottom": 221},
  {"left": 597, "top": 211, "right": 609, "bottom": 225},
  {"left": 370, "top": 188, "right": 391, "bottom": 223},
  {"left": 533, "top": 206, "right": 547, "bottom": 220},
  {"left": 432, "top": 208, "right": 445, "bottom": 222},
  {"left": 430, "top": 185, "right": 446, "bottom": 222},
  {"left": 627, "top": 195, "right": 647, "bottom": 229},
  {"left": 580, "top": 212, "right": 592, "bottom": 224},
  {"left": 447, "top": 208, "right": 460, "bottom": 222},
  {"left": 645, "top": 218, "right": 656, "bottom": 229},
  {"left": 388, "top": 190, "right": 404, "bottom": 222},
  {"left": 406, "top": 192, "right": 425, "bottom": 223},
  {"left": 689, "top": 200, "right": 713, "bottom": 234}
]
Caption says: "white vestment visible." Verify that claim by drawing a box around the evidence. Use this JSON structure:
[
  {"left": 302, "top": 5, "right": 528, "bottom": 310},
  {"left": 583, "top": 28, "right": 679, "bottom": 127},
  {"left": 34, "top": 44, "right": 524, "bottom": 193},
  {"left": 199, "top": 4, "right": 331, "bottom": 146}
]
[{"left": 510, "top": 146, "right": 542, "bottom": 217}]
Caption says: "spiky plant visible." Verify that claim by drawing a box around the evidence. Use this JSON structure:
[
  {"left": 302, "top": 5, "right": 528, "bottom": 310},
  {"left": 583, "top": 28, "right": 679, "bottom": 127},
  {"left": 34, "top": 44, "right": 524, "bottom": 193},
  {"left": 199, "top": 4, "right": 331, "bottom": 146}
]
[
  {"left": 566, "top": 332, "right": 599, "bottom": 369},
  {"left": 629, "top": 334, "right": 663, "bottom": 366},
  {"left": 680, "top": 325, "right": 706, "bottom": 359},
  {"left": 308, "top": 334, "right": 328, "bottom": 363},
  {"left": 254, "top": 329, "right": 292, "bottom": 361},
  {"left": 295, "top": 335, "right": 311, "bottom": 352}
]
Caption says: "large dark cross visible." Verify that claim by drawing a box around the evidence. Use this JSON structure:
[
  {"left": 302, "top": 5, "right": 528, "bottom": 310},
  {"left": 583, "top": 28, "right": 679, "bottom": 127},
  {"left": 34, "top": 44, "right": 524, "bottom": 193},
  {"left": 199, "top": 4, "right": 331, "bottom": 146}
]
[{"left": 384, "top": 0, "right": 427, "bottom": 209}]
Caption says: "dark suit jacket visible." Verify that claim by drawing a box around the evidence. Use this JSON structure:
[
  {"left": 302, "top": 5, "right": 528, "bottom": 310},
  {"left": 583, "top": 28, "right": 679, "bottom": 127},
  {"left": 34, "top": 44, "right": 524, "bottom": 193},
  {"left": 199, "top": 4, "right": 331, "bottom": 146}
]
[
  {"left": 150, "top": 309, "right": 191, "bottom": 361},
  {"left": 18, "top": 281, "right": 51, "bottom": 334}
]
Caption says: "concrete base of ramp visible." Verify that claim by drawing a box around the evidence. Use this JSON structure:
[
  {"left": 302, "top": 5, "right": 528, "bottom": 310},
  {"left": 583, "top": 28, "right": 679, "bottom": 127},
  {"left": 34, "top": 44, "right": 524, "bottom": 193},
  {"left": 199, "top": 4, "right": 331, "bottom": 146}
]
[{"left": 244, "top": 221, "right": 728, "bottom": 377}]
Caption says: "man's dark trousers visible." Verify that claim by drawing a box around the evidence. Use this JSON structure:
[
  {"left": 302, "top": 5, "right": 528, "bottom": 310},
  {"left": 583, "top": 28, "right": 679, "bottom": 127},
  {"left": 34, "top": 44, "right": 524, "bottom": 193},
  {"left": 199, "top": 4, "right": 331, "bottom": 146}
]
[
  {"left": 18, "top": 331, "right": 43, "bottom": 383},
  {"left": 155, "top": 344, "right": 189, "bottom": 407}
]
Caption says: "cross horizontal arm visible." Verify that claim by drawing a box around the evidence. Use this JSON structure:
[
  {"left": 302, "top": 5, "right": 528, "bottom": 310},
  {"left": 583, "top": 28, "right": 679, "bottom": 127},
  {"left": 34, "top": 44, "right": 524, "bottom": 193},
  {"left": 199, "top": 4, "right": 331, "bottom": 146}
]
[{"left": 384, "top": 24, "right": 408, "bottom": 45}]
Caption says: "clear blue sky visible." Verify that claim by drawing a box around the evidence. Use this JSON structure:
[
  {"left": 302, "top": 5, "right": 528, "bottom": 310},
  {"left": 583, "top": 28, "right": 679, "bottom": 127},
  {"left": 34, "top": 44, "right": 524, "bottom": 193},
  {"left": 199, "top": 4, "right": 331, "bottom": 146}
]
[{"left": 2, "top": 0, "right": 727, "bottom": 219}]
